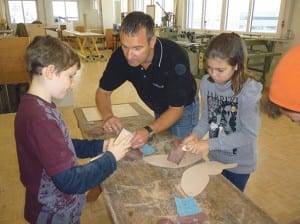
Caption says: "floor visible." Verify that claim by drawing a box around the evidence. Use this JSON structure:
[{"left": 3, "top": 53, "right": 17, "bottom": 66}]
[{"left": 0, "top": 50, "right": 299, "bottom": 224}]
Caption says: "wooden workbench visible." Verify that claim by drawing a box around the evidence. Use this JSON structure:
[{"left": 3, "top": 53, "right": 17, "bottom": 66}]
[
  {"left": 62, "top": 30, "right": 106, "bottom": 61},
  {"left": 74, "top": 103, "right": 276, "bottom": 224},
  {"left": 244, "top": 38, "right": 283, "bottom": 85}
]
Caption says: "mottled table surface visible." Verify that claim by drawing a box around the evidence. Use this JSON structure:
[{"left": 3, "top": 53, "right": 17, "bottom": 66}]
[{"left": 74, "top": 103, "right": 276, "bottom": 224}]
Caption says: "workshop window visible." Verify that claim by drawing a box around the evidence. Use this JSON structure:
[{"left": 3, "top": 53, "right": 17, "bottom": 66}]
[
  {"left": 187, "top": 0, "right": 282, "bottom": 35},
  {"left": 7, "top": 0, "right": 38, "bottom": 23},
  {"left": 52, "top": 0, "right": 79, "bottom": 22},
  {"left": 121, "top": 0, "right": 128, "bottom": 13},
  {"left": 187, "top": 0, "right": 203, "bottom": 29},
  {"left": 204, "top": 0, "right": 223, "bottom": 30},
  {"left": 93, "top": 0, "right": 98, "bottom": 10},
  {"left": 226, "top": 0, "right": 250, "bottom": 32},
  {"left": 250, "top": 0, "right": 281, "bottom": 33}
]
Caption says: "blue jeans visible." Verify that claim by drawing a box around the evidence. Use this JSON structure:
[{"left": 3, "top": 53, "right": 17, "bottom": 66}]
[
  {"left": 155, "top": 95, "right": 199, "bottom": 140},
  {"left": 222, "top": 169, "right": 250, "bottom": 192}
]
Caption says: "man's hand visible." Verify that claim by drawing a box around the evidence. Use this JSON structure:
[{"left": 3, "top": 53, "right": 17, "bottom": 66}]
[
  {"left": 103, "top": 116, "right": 123, "bottom": 134},
  {"left": 131, "top": 128, "right": 150, "bottom": 149},
  {"left": 96, "top": 88, "right": 122, "bottom": 133}
]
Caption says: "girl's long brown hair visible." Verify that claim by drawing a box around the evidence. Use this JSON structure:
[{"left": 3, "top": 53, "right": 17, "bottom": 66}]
[{"left": 205, "top": 32, "right": 257, "bottom": 95}]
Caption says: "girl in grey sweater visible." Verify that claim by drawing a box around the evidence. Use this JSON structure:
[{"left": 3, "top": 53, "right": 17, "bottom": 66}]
[{"left": 183, "top": 33, "right": 262, "bottom": 191}]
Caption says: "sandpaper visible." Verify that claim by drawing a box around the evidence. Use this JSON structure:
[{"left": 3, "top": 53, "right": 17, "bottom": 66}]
[
  {"left": 114, "top": 129, "right": 143, "bottom": 161},
  {"left": 156, "top": 218, "right": 174, "bottom": 224},
  {"left": 114, "top": 128, "right": 133, "bottom": 144},
  {"left": 177, "top": 212, "right": 208, "bottom": 224},
  {"left": 124, "top": 148, "right": 143, "bottom": 161},
  {"left": 167, "top": 139, "right": 186, "bottom": 165}
]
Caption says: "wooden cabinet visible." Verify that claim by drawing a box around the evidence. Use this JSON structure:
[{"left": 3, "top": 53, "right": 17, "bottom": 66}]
[
  {"left": 0, "top": 37, "right": 30, "bottom": 112},
  {"left": 105, "top": 28, "right": 113, "bottom": 49}
]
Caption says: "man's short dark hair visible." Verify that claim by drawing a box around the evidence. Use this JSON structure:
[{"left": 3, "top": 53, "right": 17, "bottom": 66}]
[{"left": 120, "top": 11, "right": 154, "bottom": 42}]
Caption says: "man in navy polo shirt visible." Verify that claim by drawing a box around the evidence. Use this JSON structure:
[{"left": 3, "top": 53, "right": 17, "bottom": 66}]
[{"left": 96, "top": 11, "right": 199, "bottom": 148}]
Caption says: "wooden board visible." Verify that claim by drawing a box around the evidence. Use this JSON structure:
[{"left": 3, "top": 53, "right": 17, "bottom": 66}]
[
  {"left": 181, "top": 162, "right": 237, "bottom": 196},
  {"left": 26, "top": 24, "right": 46, "bottom": 41},
  {"left": 73, "top": 103, "right": 154, "bottom": 140},
  {"left": 0, "top": 37, "right": 30, "bottom": 84},
  {"left": 82, "top": 104, "right": 139, "bottom": 122}
]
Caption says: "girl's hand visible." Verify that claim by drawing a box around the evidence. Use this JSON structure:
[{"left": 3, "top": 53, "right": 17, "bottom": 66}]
[
  {"left": 185, "top": 139, "right": 209, "bottom": 154},
  {"left": 182, "top": 133, "right": 198, "bottom": 149},
  {"left": 182, "top": 133, "right": 209, "bottom": 154}
]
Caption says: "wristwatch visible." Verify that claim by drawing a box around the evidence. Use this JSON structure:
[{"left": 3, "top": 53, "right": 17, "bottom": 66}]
[{"left": 144, "top": 126, "right": 155, "bottom": 141}]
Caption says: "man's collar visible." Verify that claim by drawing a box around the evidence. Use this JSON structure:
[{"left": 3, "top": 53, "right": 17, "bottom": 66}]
[{"left": 152, "top": 38, "right": 163, "bottom": 68}]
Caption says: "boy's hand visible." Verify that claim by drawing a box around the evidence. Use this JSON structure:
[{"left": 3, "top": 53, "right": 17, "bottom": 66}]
[
  {"left": 107, "top": 135, "right": 131, "bottom": 161},
  {"left": 103, "top": 139, "right": 109, "bottom": 152}
]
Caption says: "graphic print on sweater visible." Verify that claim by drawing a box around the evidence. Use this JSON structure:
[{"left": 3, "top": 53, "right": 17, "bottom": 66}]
[{"left": 207, "top": 91, "right": 238, "bottom": 155}]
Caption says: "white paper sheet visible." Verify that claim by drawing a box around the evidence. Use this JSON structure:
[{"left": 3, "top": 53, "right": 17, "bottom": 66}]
[{"left": 82, "top": 104, "right": 139, "bottom": 122}]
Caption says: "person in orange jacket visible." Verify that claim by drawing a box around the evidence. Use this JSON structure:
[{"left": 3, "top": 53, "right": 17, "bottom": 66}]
[
  {"left": 264, "top": 44, "right": 300, "bottom": 124},
  {"left": 264, "top": 44, "right": 300, "bottom": 224}
]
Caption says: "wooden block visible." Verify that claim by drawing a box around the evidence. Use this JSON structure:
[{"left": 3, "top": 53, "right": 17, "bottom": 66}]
[
  {"left": 124, "top": 149, "right": 143, "bottom": 161},
  {"left": 177, "top": 212, "right": 208, "bottom": 224}
]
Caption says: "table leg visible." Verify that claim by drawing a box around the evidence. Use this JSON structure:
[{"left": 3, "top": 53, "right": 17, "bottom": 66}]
[
  {"left": 86, "top": 184, "right": 102, "bottom": 202},
  {"left": 88, "top": 37, "right": 105, "bottom": 60},
  {"left": 3, "top": 84, "right": 12, "bottom": 112},
  {"left": 76, "top": 37, "right": 89, "bottom": 60}
]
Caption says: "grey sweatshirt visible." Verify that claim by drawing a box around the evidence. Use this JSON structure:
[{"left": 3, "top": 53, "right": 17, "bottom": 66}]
[{"left": 193, "top": 75, "right": 262, "bottom": 174}]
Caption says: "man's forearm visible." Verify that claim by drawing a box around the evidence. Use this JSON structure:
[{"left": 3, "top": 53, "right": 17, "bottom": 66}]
[
  {"left": 150, "top": 106, "right": 183, "bottom": 134},
  {"left": 95, "top": 88, "right": 113, "bottom": 120}
]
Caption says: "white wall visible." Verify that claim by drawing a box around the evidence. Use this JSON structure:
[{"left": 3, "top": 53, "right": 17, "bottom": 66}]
[
  {"left": 0, "top": 0, "right": 6, "bottom": 19},
  {"left": 114, "top": 0, "right": 121, "bottom": 24},
  {"left": 176, "top": 0, "right": 185, "bottom": 31},
  {"left": 264, "top": 0, "right": 299, "bottom": 86},
  {"left": 287, "top": 0, "right": 300, "bottom": 49},
  {"left": 101, "top": 0, "right": 114, "bottom": 30}
]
